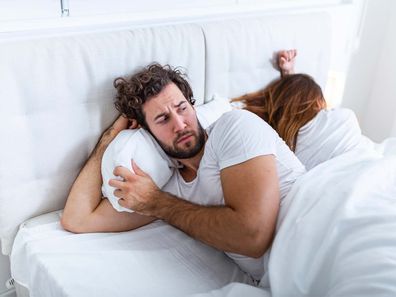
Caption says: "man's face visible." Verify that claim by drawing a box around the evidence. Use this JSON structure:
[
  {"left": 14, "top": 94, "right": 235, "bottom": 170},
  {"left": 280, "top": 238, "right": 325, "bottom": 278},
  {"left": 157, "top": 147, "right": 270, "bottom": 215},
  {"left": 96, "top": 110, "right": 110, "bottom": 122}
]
[{"left": 142, "top": 83, "right": 205, "bottom": 159}]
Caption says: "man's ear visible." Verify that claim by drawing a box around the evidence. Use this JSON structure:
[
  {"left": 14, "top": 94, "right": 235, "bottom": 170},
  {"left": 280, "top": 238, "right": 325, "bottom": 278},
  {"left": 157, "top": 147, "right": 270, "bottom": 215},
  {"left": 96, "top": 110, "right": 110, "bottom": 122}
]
[{"left": 128, "top": 119, "right": 139, "bottom": 129}]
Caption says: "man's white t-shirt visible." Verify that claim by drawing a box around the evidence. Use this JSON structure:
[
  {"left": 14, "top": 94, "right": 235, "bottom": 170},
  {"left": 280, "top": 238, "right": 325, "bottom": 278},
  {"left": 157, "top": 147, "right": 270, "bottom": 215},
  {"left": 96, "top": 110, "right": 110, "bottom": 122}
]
[
  {"left": 295, "top": 108, "right": 362, "bottom": 170},
  {"left": 162, "top": 109, "right": 306, "bottom": 280}
]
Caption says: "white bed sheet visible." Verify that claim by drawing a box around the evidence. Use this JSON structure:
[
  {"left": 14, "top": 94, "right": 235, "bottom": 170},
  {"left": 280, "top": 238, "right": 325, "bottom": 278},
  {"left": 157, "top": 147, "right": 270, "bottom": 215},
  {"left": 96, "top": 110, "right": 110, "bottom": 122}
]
[{"left": 11, "top": 219, "right": 253, "bottom": 297}]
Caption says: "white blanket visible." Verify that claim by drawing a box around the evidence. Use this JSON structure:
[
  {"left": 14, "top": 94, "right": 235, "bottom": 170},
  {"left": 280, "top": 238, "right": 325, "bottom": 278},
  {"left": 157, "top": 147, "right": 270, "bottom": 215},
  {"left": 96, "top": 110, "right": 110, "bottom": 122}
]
[
  {"left": 268, "top": 145, "right": 396, "bottom": 296},
  {"left": 192, "top": 138, "right": 396, "bottom": 296}
]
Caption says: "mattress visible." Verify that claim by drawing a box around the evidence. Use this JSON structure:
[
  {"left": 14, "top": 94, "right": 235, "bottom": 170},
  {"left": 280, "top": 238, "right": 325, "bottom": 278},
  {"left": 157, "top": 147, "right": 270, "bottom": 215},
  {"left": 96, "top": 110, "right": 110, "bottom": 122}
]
[{"left": 11, "top": 213, "right": 253, "bottom": 297}]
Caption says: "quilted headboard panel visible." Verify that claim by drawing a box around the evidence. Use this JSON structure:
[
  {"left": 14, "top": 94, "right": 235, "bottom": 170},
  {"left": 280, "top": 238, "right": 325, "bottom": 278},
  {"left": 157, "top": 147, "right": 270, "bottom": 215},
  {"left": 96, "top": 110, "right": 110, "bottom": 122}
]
[
  {"left": 202, "top": 12, "right": 331, "bottom": 100},
  {"left": 0, "top": 12, "right": 332, "bottom": 255},
  {"left": 0, "top": 24, "right": 206, "bottom": 254}
]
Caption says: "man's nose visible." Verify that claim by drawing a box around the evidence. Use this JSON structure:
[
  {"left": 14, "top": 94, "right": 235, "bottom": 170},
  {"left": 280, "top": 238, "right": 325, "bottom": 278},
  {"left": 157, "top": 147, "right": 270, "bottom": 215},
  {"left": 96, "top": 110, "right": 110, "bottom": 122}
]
[{"left": 173, "top": 115, "right": 187, "bottom": 132}]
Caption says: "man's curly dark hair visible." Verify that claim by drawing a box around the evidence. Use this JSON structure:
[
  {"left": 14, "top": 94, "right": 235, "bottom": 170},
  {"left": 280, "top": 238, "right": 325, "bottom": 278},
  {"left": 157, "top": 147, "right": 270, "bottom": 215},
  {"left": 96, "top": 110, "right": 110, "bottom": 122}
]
[{"left": 113, "top": 63, "right": 195, "bottom": 129}]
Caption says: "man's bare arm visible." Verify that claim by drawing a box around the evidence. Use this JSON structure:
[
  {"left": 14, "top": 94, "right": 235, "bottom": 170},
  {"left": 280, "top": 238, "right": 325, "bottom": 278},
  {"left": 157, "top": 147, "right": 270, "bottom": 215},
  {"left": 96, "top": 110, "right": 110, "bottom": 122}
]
[
  {"left": 61, "top": 116, "right": 155, "bottom": 233},
  {"left": 112, "top": 155, "right": 280, "bottom": 258}
]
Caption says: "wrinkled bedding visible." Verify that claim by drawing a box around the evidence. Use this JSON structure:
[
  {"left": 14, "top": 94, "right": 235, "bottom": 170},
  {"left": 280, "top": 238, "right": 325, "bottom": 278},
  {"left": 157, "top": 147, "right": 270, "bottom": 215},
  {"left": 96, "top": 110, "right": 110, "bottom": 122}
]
[{"left": 193, "top": 138, "right": 396, "bottom": 297}]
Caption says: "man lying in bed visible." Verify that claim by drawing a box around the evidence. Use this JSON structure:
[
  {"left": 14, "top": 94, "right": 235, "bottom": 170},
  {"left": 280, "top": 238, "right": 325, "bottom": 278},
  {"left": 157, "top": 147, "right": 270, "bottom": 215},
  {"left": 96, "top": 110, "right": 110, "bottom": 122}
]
[{"left": 61, "top": 63, "right": 306, "bottom": 282}]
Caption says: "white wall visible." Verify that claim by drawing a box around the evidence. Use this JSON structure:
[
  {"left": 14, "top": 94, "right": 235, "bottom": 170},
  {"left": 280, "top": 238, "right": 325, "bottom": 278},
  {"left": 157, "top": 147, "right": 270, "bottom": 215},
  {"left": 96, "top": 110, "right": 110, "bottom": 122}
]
[
  {"left": 343, "top": 0, "right": 396, "bottom": 142},
  {"left": 0, "top": 0, "right": 346, "bottom": 38},
  {"left": 323, "top": 1, "right": 365, "bottom": 107},
  {"left": 360, "top": 0, "right": 396, "bottom": 141}
]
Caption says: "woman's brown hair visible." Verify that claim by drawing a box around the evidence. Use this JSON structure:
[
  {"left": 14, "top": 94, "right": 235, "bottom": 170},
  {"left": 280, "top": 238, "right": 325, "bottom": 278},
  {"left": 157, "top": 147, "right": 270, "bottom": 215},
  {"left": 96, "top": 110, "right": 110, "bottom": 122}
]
[{"left": 232, "top": 74, "right": 326, "bottom": 151}]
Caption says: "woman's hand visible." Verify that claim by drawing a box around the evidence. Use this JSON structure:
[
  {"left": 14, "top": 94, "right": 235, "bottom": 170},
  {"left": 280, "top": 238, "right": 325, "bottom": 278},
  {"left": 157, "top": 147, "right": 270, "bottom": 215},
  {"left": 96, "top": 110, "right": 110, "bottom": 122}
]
[{"left": 277, "top": 49, "right": 297, "bottom": 77}]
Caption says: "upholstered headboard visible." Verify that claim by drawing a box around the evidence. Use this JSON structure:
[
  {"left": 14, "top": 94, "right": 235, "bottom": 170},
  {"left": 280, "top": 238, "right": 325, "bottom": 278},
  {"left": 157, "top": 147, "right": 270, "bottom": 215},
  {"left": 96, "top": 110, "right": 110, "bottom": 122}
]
[{"left": 0, "top": 12, "right": 331, "bottom": 255}]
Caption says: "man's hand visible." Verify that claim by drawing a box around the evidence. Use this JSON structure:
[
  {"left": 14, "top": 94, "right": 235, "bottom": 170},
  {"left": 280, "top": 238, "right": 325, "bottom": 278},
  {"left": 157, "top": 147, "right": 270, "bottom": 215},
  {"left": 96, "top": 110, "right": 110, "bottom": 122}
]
[
  {"left": 111, "top": 115, "right": 130, "bottom": 133},
  {"left": 110, "top": 160, "right": 160, "bottom": 214},
  {"left": 277, "top": 49, "right": 297, "bottom": 77},
  {"left": 103, "top": 115, "right": 138, "bottom": 139}
]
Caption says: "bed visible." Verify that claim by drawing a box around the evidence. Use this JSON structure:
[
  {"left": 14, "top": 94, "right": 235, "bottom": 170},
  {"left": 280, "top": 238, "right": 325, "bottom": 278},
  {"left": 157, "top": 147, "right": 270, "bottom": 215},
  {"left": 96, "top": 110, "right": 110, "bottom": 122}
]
[{"left": 1, "top": 10, "right": 396, "bottom": 297}]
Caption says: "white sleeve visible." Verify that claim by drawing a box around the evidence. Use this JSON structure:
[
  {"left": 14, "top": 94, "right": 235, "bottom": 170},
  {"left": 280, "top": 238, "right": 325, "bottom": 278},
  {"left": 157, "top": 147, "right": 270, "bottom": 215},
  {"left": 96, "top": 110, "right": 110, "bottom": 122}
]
[{"left": 209, "top": 110, "right": 277, "bottom": 170}]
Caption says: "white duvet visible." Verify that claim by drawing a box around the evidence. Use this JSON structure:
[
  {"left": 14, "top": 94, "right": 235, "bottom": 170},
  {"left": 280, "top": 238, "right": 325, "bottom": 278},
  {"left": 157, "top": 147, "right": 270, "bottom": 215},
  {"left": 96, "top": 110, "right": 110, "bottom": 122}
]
[
  {"left": 193, "top": 138, "right": 396, "bottom": 297},
  {"left": 11, "top": 139, "right": 396, "bottom": 297}
]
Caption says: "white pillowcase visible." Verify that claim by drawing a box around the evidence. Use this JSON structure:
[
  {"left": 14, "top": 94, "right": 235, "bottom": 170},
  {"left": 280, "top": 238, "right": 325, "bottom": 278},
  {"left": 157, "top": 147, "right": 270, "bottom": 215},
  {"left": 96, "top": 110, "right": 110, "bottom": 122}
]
[
  {"left": 101, "top": 94, "right": 232, "bottom": 212},
  {"left": 101, "top": 129, "right": 174, "bottom": 213},
  {"left": 196, "top": 93, "right": 233, "bottom": 129}
]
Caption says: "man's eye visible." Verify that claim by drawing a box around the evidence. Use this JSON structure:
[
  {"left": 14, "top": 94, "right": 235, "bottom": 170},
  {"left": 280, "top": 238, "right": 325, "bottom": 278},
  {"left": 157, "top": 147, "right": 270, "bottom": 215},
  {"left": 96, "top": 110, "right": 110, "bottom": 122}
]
[{"left": 158, "top": 117, "right": 169, "bottom": 124}]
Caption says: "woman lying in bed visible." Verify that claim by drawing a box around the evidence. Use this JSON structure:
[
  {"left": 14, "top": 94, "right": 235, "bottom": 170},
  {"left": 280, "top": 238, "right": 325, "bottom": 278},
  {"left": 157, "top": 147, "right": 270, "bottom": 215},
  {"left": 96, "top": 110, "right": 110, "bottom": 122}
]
[{"left": 232, "top": 50, "right": 363, "bottom": 170}]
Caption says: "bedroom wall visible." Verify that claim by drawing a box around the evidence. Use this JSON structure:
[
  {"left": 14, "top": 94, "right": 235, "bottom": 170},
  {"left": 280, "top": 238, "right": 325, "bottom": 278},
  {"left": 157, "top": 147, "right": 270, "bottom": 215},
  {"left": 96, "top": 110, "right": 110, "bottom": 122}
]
[
  {"left": 343, "top": 0, "right": 396, "bottom": 142},
  {"left": 364, "top": 1, "right": 396, "bottom": 141}
]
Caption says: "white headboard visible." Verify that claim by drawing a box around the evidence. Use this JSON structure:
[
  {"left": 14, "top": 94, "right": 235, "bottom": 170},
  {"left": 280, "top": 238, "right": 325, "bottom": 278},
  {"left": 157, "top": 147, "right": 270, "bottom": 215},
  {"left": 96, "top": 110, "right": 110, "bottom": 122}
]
[
  {"left": 202, "top": 13, "right": 331, "bottom": 99},
  {"left": 0, "top": 12, "right": 331, "bottom": 255}
]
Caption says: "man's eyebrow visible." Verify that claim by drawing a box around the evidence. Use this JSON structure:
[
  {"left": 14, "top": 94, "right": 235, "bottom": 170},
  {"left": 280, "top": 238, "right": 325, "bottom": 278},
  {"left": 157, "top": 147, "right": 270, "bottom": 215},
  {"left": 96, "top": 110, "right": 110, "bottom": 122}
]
[
  {"left": 154, "top": 112, "right": 167, "bottom": 121},
  {"left": 153, "top": 101, "right": 186, "bottom": 121},
  {"left": 174, "top": 101, "right": 186, "bottom": 108}
]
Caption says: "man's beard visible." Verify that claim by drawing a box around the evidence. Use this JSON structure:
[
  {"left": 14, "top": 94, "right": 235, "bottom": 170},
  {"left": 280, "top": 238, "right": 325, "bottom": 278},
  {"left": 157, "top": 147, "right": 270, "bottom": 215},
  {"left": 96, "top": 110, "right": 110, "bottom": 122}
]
[{"left": 151, "top": 121, "right": 206, "bottom": 159}]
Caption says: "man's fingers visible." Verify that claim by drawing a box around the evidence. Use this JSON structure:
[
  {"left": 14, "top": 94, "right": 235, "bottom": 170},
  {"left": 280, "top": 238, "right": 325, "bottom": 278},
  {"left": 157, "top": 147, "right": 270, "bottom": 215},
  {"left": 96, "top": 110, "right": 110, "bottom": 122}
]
[
  {"left": 111, "top": 114, "right": 140, "bottom": 131},
  {"left": 118, "top": 198, "right": 127, "bottom": 208},
  {"left": 113, "top": 166, "right": 134, "bottom": 181},
  {"left": 131, "top": 160, "right": 148, "bottom": 177},
  {"left": 109, "top": 178, "right": 124, "bottom": 189},
  {"left": 113, "top": 189, "right": 123, "bottom": 198},
  {"left": 112, "top": 115, "right": 129, "bottom": 132}
]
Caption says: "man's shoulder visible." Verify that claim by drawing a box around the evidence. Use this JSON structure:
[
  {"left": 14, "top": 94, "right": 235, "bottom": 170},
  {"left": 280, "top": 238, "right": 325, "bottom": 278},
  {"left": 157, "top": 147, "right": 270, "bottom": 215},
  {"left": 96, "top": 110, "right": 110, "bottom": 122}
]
[
  {"left": 206, "top": 109, "right": 277, "bottom": 149},
  {"left": 204, "top": 109, "right": 281, "bottom": 171},
  {"left": 210, "top": 109, "right": 264, "bottom": 130},
  {"left": 209, "top": 109, "right": 273, "bottom": 135},
  {"left": 218, "top": 109, "right": 259, "bottom": 121}
]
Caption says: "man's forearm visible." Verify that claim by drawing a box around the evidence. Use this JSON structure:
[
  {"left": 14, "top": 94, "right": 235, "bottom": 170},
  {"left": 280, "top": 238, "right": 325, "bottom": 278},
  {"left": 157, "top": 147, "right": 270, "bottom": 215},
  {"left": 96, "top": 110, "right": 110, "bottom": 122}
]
[{"left": 150, "top": 191, "right": 273, "bottom": 258}]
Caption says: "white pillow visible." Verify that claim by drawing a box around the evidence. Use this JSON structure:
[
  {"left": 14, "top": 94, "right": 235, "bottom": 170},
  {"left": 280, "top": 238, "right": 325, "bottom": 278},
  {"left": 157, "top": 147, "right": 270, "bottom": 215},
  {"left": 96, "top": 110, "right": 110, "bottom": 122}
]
[
  {"left": 102, "top": 94, "right": 232, "bottom": 212},
  {"left": 101, "top": 129, "right": 174, "bottom": 213},
  {"left": 196, "top": 93, "right": 233, "bottom": 129}
]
